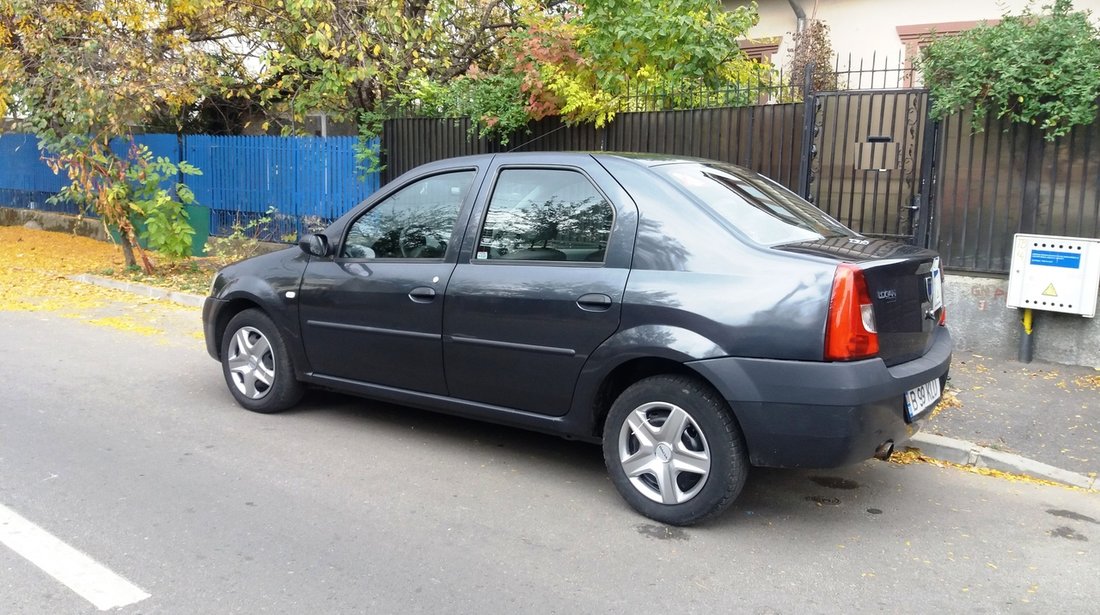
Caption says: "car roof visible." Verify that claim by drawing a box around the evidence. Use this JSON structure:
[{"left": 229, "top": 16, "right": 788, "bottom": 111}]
[{"left": 406, "top": 151, "right": 754, "bottom": 177}]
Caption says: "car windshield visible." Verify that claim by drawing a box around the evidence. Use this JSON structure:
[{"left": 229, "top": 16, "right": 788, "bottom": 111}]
[{"left": 654, "top": 162, "right": 857, "bottom": 246}]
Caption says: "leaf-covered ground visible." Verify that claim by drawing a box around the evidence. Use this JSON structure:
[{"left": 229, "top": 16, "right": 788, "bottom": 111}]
[
  {"left": 91, "top": 256, "right": 219, "bottom": 295},
  {"left": 925, "top": 351, "right": 1100, "bottom": 478},
  {"left": 0, "top": 226, "right": 203, "bottom": 342}
]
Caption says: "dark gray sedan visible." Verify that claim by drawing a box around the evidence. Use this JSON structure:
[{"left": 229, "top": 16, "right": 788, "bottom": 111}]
[{"left": 203, "top": 152, "right": 951, "bottom": 525}]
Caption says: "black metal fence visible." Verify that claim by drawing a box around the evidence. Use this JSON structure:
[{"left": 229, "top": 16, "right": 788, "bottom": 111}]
[
  {"left": 806, "top": 90, "right": 933, "bottom": 244},
  {"left": 934, "top": 107, "right": 1100, "bottom": 273},
  {"left": 376, "top": 58, "right": 1100, "bottom": 275},
  {"left": 382, "top": 106, "right": 806, "bottom": 191},
  {"left": 381, "top": 55, "right": 919, "bottom": 180}
]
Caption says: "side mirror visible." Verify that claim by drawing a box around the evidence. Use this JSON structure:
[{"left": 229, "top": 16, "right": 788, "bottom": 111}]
[{"left": 299, "top": 233, "right": 330, "bottom": 257}]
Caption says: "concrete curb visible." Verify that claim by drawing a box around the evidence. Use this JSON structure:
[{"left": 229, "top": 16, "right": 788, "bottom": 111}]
[
  {"left": 909, "top": 432, "right": 1099, "bottom": 491},
  {"left": 68, "top": 274, "right": 205, "bottom": 308}
]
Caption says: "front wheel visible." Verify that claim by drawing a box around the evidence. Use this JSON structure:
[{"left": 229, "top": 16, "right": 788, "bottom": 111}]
[
  {"left": 220, "top": 309, "right": 304, "bottom": 413},
  {"left": 602, "top": 375, "right": 748, "bottom": 526}
]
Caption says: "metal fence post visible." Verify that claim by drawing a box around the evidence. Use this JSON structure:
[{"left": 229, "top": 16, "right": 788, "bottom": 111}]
[
  {"left": 913, "top": 97, "right": 941, "bottom": 249},
  {"left": 797, "top": 64, "right": 815, "bottom": 199}
]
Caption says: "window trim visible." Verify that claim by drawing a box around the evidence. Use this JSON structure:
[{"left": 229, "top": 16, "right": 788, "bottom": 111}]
[
  {"left": 896, "top": 20, "right": 999, "bottom": 87},
  {"left": 738, "top": 36, "right": 781, "bottom": 63},
  {"left": 337, "top": 167, "right": 479, "bottom": 262},
  {"left": 469, "top": 164, "right": 617, "bottom": 267}
]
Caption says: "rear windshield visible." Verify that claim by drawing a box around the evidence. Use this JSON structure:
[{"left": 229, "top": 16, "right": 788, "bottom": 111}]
[{"left": 654, "top": 162, "right": 857, "bottom": 246}]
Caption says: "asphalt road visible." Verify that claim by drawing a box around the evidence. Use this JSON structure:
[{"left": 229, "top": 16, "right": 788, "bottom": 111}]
[{"left": 2, "top": 310, "right": 1099, "bottom": 614}]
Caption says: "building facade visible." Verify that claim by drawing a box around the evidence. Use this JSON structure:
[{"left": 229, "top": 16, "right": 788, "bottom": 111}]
[{"left": 728, "top": 0, "right": 1100, "bottom": 75}]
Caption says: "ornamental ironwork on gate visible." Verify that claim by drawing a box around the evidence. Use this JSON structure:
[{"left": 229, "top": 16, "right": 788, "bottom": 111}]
[{"left": 801, "top": 89, "right": 940, "bottom": 248}]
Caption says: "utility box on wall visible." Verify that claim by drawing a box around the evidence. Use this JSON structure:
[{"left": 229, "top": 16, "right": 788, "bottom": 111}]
[{"left": 1006, "top": 234, "right": 1100, "bottom": 318}]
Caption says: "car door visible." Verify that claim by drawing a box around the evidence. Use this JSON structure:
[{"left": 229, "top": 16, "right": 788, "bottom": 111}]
[
  {"left": 298, "top": 168, "right": 480, "bottom": 394},
  {"left": 442, "top": 156, "right": 638, "bottom": 416}
]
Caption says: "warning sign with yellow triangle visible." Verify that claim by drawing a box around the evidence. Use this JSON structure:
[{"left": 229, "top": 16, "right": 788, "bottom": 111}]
[{"left": 1042, "top": 283, "right": 1058, "bottom": 297}]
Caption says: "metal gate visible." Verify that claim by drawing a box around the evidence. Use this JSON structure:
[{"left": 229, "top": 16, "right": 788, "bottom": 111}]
[{"left": 803, "top": 90, "right": 939, "bottom": 247}]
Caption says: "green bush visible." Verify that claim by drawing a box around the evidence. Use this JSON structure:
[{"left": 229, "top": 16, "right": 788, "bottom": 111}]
[{"left": 920, "top": 0, "right": 1100, "bottom": 140}]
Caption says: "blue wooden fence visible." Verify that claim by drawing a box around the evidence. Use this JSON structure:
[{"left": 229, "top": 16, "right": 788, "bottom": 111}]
[
  {"left": 184, "top": 135, "right": 380, "bottom": 238},
  {"left": 0, "top": 134, "right": 182, "bottom": 217},
  {"left": 0, "top": 133, "right": 380, "bottom": 241},
  {"left": 0, "top": 133, "right": 81, "bottom": 214}
]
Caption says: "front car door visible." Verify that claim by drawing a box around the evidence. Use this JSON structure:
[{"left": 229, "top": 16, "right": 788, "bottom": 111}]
[
  {"left": 443, "top": 155, "right": 639, "bottom": 415},
  {"left": 298, "top": 168, "right": 480, "bottom": 394}
]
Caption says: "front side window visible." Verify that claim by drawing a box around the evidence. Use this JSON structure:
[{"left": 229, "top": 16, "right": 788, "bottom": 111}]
[
  {"left": 342, "top": 170, "right": 476, "bottom": 258},
  {"left": 476, "top": 168, "right": 613, "bottom": 262}
]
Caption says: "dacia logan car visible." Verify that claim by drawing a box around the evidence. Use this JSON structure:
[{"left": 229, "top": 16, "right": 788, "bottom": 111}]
[{"left": 203, "top": 152, "right": 951, "bottom": 525}]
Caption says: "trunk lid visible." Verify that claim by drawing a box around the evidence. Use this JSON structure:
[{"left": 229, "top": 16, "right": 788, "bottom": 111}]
[{"left": 777, "top": 237, "right": 944, "bottom": 365}]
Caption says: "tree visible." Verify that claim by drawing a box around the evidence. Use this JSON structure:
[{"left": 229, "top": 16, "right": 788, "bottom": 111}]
[
  {"left": 244, "top": 0, "right": 529, "bottom": 128},
  {"left": 0, "top": 0, "right": 251, "bottom": 270},
  {"left": 0, "top": 0, "right": 770, "bottom": 259},
  {"left": 251, "top": 0, "right": 767, "bottom": 142},
  {"left": 920, "top": 0, "right": 1100, "bottom": 140},
  {"left": 785, "top": 18, "right": 837, "bottom": 99},
  {"left": 468, "top": 0, "right": 768, "bottom": 129}
]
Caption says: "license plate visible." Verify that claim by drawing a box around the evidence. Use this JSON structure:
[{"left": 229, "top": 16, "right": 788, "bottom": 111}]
[{"left": 905, "top": 377, "right": 942, "bottom": 421}]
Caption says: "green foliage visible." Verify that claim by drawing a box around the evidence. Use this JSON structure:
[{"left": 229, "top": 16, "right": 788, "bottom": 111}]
[
  {"left": 127, "top": 155, "right": 202, "bottom": 259},
  {"left": 575, "top": 0, "right": 760, "bottom": 91},
  {"left": 0, "top": 0, "right": 247, "bottom": 270},
  {"left": 254, "top": 0, "right": 523, "bottom": 131},
  {"left": 50, "top": 144, "right": 203, "bottom": 262},
  {"left": 920, "top": 0, "right": 1100, "bottom": 140},
  {"left": 512, "top": 0, "right": 770, "bottom": 124},
  {"left": 433, "top": 72, "right": 531, "bottom": 143},
  {"left": 404, "top": 0, "right": 771, "bottom": 136},
  {"left": 205, "top": 207, "right": 280, "bottom": 266},
  {"left": 385, "top": 69, "right": 530, "bottom": 144}
]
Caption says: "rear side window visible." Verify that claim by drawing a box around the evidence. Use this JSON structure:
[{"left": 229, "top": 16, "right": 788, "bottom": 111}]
[
  {"left": 476, "top": 168, "right": 613, "bottom": 263},
  {"left": 655, "top": 163, "right": 856, "bottom": 246}
]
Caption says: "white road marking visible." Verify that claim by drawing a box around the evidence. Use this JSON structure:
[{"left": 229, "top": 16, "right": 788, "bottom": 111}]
[{"left": 0, "top": 502, "right": 150, "bottom": 611}]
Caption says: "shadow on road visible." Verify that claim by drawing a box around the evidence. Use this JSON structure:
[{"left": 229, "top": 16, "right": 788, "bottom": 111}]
[{"left": 277, "top": 388, "right": 916, "bottom": 529}]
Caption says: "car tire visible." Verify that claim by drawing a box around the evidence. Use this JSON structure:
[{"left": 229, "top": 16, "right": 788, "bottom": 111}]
[
  {"left": 602, "top": 375, "right": 748, "bottom": 526},
  {"left": 220, "top": 309, "right": 304, "bottom": 414}
]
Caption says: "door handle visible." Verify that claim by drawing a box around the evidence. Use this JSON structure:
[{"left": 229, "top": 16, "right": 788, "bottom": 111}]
[
  {"left": 577, "top": 293, "right": 613, "bottom": 312},
  {"left": 408, "top": 286, "right": 437, "bottom": 303}
]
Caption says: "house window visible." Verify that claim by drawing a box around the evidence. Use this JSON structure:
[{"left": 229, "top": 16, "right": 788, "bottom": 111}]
[{"left": 897, "top": 20, "right": 999, "bottom": 86}]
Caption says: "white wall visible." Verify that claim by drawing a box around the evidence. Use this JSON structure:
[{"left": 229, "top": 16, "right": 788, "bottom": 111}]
[{"left": 728, "top": 0, "right": 1100, "bottom": 71}]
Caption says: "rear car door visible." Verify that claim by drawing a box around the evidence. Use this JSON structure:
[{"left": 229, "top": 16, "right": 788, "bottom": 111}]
[
  {"left": 442, "top": 156, "right": 638, "bottom": 416},
  {"left": 298, "top": 169, "right": 480, "bottom": 394}
]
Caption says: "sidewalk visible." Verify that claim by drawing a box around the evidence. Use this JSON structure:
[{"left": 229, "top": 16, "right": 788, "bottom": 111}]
[{"left": 922, "top": 350, "right": 1099, "bottom": 482}]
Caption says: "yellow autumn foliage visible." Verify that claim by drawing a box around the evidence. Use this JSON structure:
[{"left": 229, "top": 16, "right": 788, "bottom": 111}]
[
  {"left": 0, "top": 227, "right": 200, "bottom": 340},
  {"left": 891, "top": 447, "right": 1088, "bottom": 491}
]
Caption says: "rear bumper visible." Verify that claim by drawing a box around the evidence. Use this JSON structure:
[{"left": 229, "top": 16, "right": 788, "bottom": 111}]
[{"left": 687, "top": 326, "right": 952, "bottom": 468}]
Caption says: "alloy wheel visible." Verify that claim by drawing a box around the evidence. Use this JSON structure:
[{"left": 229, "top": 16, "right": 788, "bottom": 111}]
[
  {"left": 226, "top": 326, "right": 276, "bottom": 400},
  {"left": 617, "top": 402, "right": 712, "bottom": 505}
]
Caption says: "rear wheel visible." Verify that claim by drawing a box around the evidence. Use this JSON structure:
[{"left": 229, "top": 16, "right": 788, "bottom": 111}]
[
  {"left": 220, "top": 309, "right": 304, "bottom": 413},
  {"left": 602, "top": 375, "right": 748, "bottom": 526}
]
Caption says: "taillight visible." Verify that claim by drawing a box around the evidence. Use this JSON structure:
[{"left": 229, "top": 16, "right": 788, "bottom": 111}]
[
  {"left": 825, "top": 263, "right": 879, "bottom": 361},
  {"left": 938, "top": 306, "right": 947, "bottom": 326}
]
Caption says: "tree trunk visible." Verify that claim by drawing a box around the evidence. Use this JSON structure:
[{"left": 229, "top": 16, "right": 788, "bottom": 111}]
[
  {"left": 116, "top": 219, "right": 154, "bottom": 273},
  {"left": 119, "top": 232, "right": 137, "bottom": 269}
]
